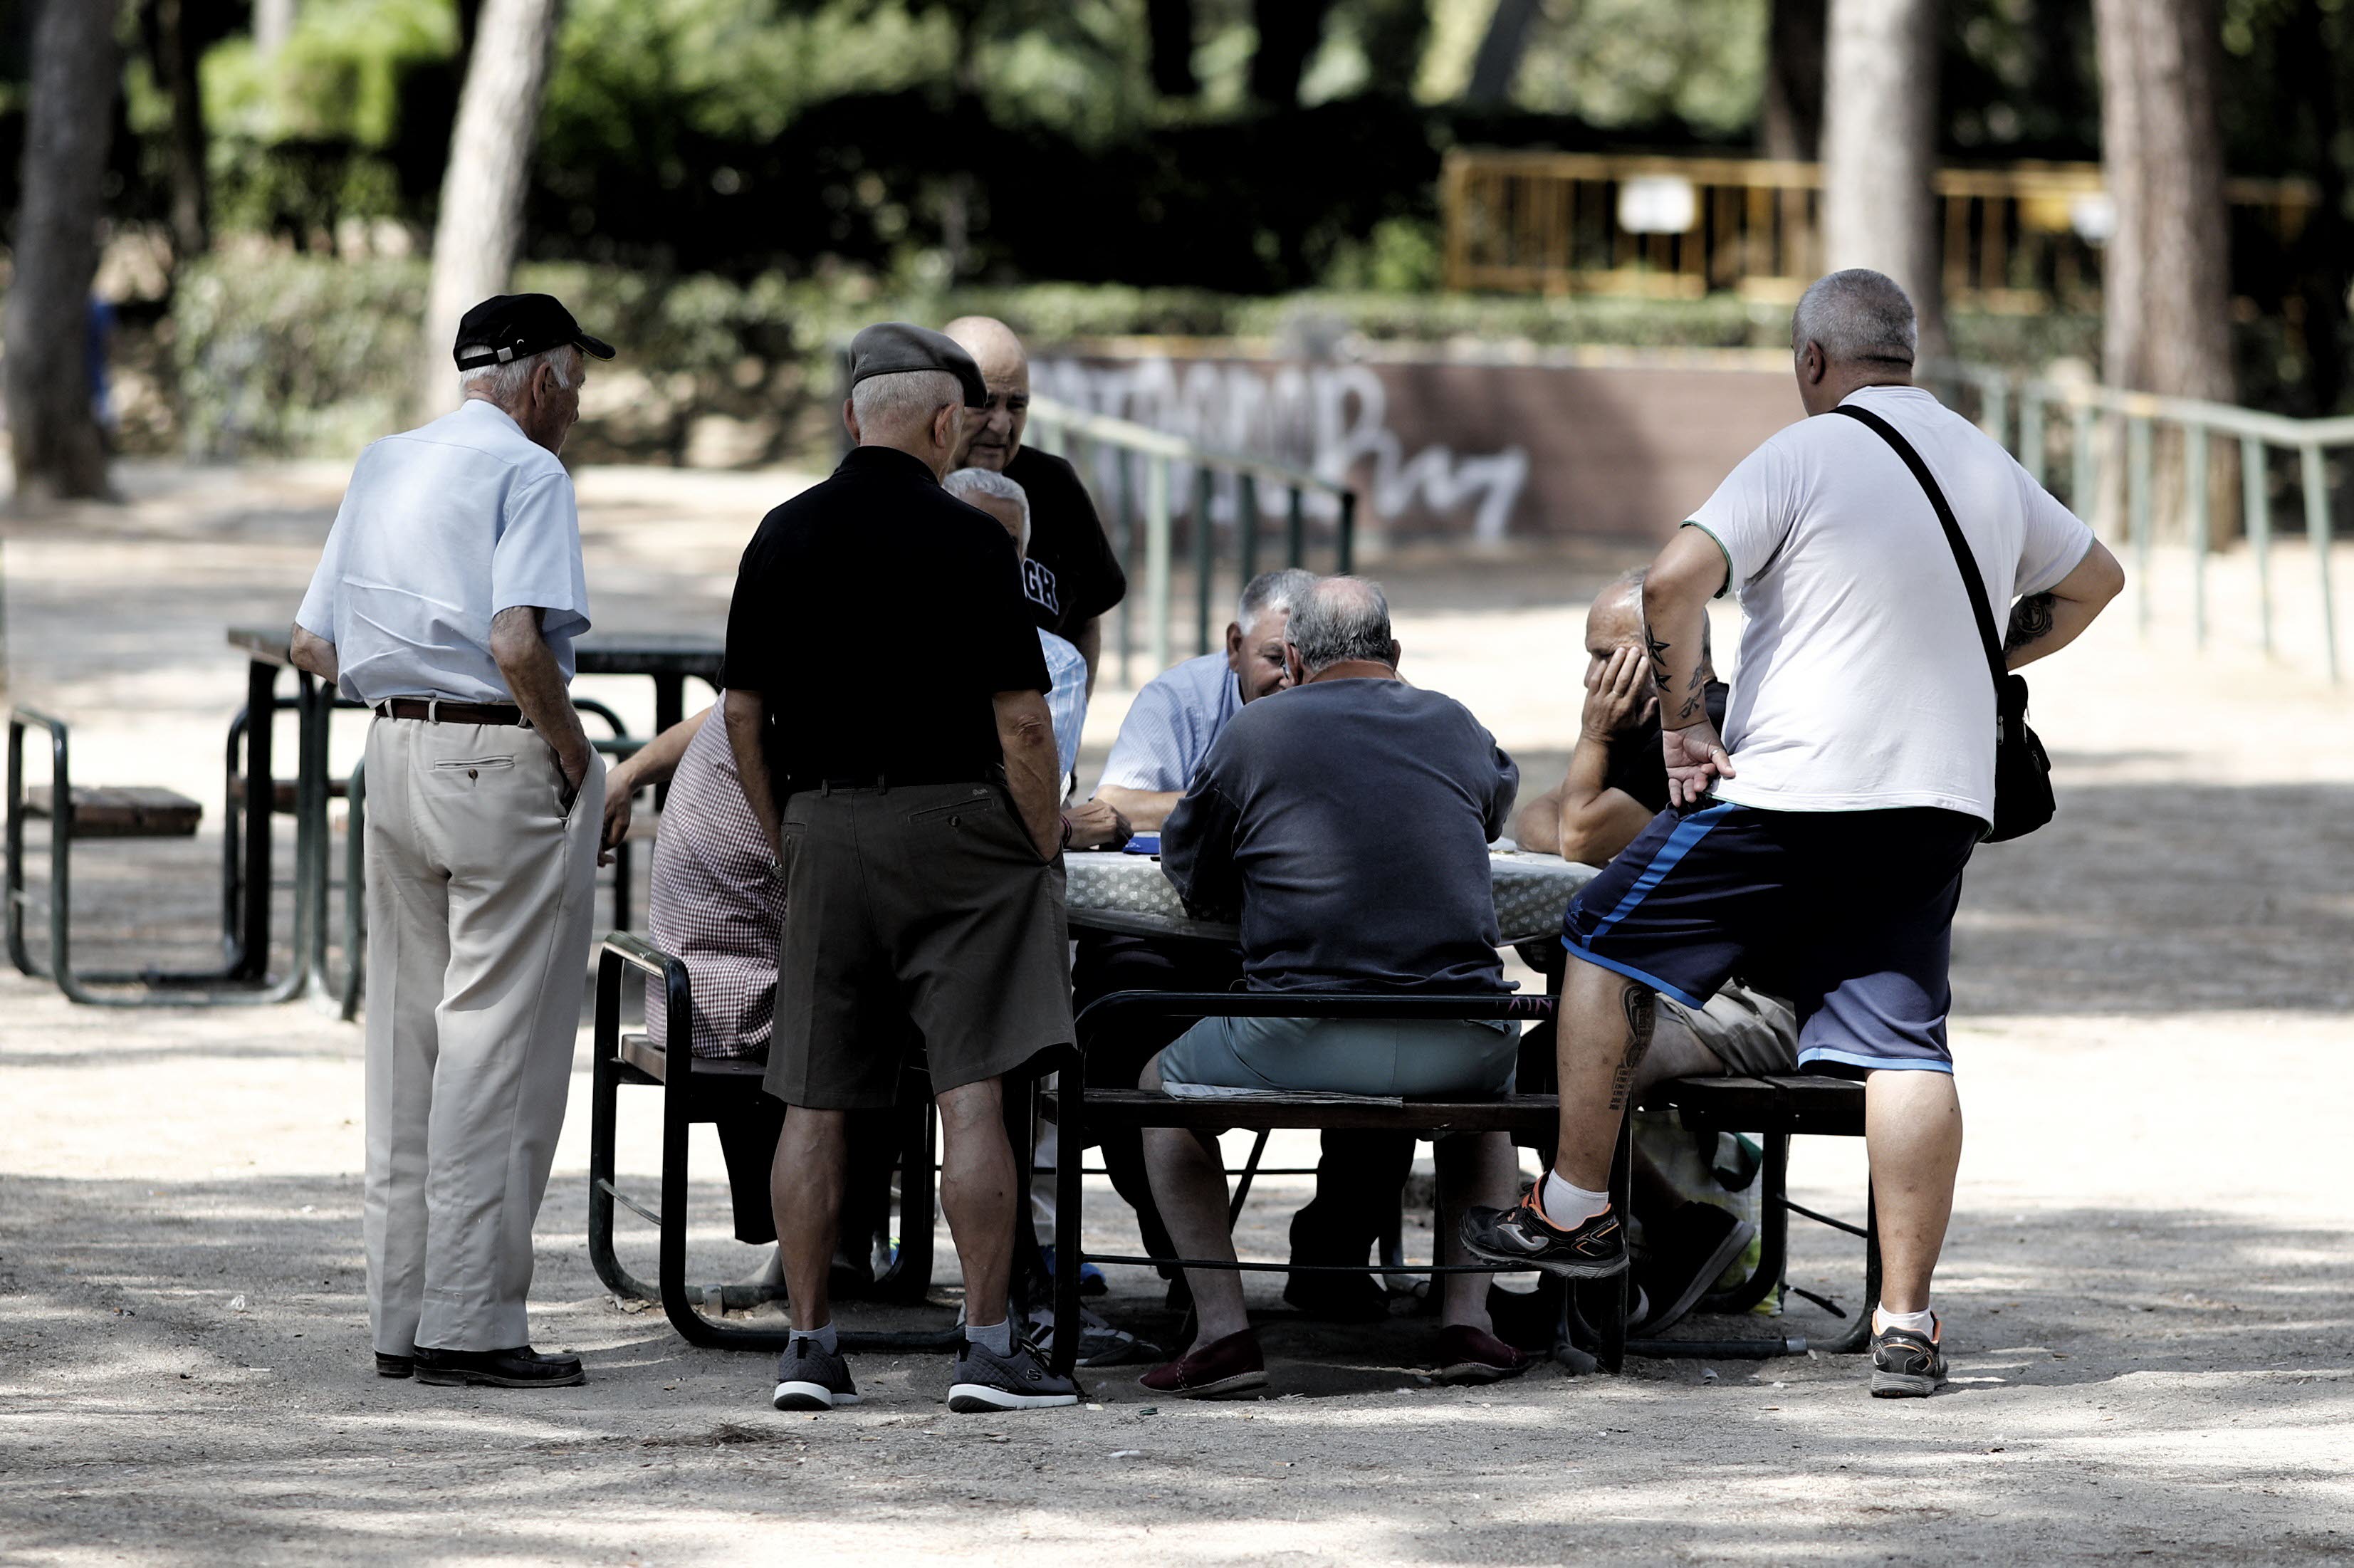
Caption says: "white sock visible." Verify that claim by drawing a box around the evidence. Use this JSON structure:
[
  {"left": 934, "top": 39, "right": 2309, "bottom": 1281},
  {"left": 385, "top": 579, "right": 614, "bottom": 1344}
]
[
  {"left": 1540, "top": 1169, "right": 1611, "bottom": 1225},
  {"left": 791, "top": 1320, "right": 839, "bottom": 1354},
  {"left": 1874, "top": 1305, "right": 1935, "bottom": 1337}
]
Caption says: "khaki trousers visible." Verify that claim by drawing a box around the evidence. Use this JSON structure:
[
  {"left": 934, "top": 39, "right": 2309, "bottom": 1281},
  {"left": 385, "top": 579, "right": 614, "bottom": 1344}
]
[{"left": 361, "top": 716, "right": 604, "bottom": 1354}]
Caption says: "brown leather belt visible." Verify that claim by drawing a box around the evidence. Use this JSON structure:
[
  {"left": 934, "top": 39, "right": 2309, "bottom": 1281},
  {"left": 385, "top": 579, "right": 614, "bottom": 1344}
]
[{"left": 373, "top": 698, "right": 528, "bottom": 727}]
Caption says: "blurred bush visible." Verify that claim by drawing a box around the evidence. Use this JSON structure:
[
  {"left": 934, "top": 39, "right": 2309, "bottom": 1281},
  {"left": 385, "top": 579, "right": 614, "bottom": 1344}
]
[{"left": 136, "top": 248, "right": 2100, "bottom": 466}]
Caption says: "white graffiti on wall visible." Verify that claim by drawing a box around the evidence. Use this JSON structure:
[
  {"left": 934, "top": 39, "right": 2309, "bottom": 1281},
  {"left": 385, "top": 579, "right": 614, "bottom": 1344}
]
[{"left": 1034, "top": 356, "right": 1529, "bottom": 544}]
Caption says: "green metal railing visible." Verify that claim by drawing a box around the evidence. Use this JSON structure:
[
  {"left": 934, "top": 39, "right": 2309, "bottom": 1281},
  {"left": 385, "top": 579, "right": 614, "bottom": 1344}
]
[
  {"left": 1926, "top": 362, "right": 2345, "bottom": 682},
  {"left": 1025, "top": 396, "right": 1357, "bottom": 686}
]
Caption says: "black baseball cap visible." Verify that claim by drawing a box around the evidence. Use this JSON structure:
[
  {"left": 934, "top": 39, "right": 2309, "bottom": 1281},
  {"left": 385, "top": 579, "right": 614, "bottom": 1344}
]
[
  {"left": 847, "top": 322, "right": 987, "bottom": 409},
  {"left": 453, "top": 294, "right": 616, "bottom": 371}
]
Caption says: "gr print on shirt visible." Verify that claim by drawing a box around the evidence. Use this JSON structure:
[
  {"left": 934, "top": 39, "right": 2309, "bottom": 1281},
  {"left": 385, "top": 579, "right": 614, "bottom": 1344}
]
[{"left": 1684, "top": 385, "right": 2094, "bottom": 824}]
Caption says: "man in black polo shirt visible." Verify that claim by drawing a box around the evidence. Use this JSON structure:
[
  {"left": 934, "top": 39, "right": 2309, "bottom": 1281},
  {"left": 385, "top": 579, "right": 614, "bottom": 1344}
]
[
  {"left": 721, "top": 322, "right": 1079, "bottom": 1416},
  {"left": 943, "top": 316, "right": 1126, "bottom": 686}
]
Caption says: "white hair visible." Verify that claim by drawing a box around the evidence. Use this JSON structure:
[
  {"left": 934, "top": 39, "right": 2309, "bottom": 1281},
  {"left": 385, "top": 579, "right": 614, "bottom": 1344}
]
[
  {"left": 458, "top": 343, "right": 580, "bottom": 403},
  {"left": 1791, "top": 268, "right": 1918, "bottom": 366},
  {"left": 943, "top": 466, "right": 1030, "bottom": 550},
  {"left": 1238, "top": 568, "right": 1316, "bottom": 635},
  {"left": 850, "top": 368, "right": 963, "bottom": 434},
  {"left": 1285, "top": 575, "right": 1393, "bottom": 674}
]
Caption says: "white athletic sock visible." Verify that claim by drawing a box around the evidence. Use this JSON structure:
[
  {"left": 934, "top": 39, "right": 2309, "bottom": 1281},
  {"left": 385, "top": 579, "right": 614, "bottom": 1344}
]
[
  {"left": 791, "top": 1320, "right": 839, "bottom": 1354},
  {"left": 1540, "top": 1169, "right": 1611, "bottom": 1226},
  {"left": 1874, "top": 1305, "right": 1935, "bottom": 1337}
]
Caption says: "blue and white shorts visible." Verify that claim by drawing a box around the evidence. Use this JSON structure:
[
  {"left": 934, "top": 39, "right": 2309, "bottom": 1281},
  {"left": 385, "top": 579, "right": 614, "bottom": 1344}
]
[{"left": 1562, "top": 803, "right": 1982, "bottom": 1076}]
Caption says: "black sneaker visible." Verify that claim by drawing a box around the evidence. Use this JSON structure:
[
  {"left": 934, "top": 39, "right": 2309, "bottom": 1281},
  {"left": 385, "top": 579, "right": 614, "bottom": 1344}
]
[
  {"left": 375, "top": 1349, "right": 416, "bottom": 1379},
  {"left": 1632, "top": 1201, "right": 1757, "bottom": 1333},
  {"left": 413, "top": 1346, "right": 584, "bottom": 1389},
  {"left": 947, "top": 1335, "right": 1081, "bottom": 1413},
  {"left": 772, "top": 1338, "right": 860, "bottom": 1411},
  {"left": 1458, "top": 1182, "right": 1628, "bottom": 1279},
  {"left": 1870, "top": 1318, "right": 1947, "bottom": 1399}
]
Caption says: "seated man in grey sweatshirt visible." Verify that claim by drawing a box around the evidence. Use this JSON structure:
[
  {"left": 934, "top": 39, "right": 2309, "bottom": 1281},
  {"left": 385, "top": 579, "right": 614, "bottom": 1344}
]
[{"left": 1136, "top": 576, "right": 1529, "bottom": 1399}]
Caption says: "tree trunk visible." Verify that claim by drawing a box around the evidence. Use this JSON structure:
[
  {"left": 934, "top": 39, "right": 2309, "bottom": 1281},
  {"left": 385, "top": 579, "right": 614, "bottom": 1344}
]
[
  {"left": 143, "top": 0, "right": 211, "bottom": 259},
  {"left": 1146, "top": 0, "right": 1197, "bottom": 98},
  {"left": 415, "top": 0, "right": 566, "bottom": 421},
  {"left": 1464, "top": 0, "right": 1542, "bottom": 107},
  {"left": 1819, "top": 0, "right": 1947, "bottom": 361},
  {"left": 6, "top": 0, "right": 122, "bottom": 505},
  {"left": 2095, "top": 0, "right": 2235, "bottom": 542},
  {"left": 2095, "top": 0, "right": 2232, "bottom": 404},
  {"left": 253, "top": 0, "right": 296, "bottom": 54},
  {"left": 1247, "top": 0, "right": 1334, "bottom": 107},
  {"left": 1759, "top": 0, "right": 1826, "bottom": 161}
]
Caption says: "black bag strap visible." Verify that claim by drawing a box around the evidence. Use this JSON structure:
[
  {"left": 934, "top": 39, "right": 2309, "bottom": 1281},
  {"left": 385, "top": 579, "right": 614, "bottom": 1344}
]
[{"left": 1826, "top": 402, "right": 2009, "bottom": 696}]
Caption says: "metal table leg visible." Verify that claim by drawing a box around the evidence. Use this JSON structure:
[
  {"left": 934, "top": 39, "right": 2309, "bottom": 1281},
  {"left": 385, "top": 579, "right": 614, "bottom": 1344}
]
[{"left": 236, "top": 659, "right": 276, "bottom": 980}]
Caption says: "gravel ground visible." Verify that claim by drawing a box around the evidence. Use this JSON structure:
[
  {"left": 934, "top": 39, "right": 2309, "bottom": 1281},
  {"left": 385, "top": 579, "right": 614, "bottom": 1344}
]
[{"left": 1, "top": 460, "right": 2349, "bottom": 1565}]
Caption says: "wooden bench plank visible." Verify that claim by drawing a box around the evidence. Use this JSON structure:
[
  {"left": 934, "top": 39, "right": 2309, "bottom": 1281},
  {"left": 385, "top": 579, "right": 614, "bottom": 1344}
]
[
  {"left": 616, "top": 1031, "right": 770, "bottom": 1089},
  {"left": 24, "top": 785, "right": 204, "bottom": 839},
  {"left": 1050, "top": 1075, "right": 1868, "bottom": 1137}
]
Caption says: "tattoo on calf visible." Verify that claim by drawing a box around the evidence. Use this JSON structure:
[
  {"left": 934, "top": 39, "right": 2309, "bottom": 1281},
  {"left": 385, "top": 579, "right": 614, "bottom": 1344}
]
[
  {"left": 1606, "top": 983, "right": 1656, "bottom": 1112},
  {"left": 2004, "top": 591, "right": 2056, "bottom": 654}
]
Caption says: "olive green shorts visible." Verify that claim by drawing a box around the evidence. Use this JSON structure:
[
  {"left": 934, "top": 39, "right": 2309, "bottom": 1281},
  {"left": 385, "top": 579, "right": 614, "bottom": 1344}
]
[{"left": 767, "top": 781, "right": 1074, "bottom": 1110}]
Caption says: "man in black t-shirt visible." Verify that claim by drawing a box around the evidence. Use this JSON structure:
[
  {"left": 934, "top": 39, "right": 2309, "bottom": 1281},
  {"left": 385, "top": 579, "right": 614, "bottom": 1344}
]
[
  {"left": 720, "top": 322, "right": 1078, "bottom": 1416},
  {"left": 1510, "top": 570, "right": 1797, "bottom": 1337},
  {"left": 944, "top": 316, "right": 1128, "bottom": 686}
]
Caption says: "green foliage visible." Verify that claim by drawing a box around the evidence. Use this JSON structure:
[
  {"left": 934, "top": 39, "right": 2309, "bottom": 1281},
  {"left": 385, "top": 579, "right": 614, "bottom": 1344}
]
[
  {"left": 1510, "top": 0, "right": 1767, "bottom": 137},
  {"left": 203, "top": 0, "right": 456, "bottom": 148}
]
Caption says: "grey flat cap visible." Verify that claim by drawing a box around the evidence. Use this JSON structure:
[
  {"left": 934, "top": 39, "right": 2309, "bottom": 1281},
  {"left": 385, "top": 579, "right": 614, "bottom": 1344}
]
[{"left": 847, "top": 322, "right": 987, "bottom": 409}]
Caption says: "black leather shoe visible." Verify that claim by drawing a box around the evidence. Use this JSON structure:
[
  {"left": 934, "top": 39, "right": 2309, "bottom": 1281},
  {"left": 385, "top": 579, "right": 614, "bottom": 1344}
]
[
  {"left": 375, "top": 1349, "right": 416, "bottom": 1379},
  {"left": 413, "top": 1345, "right": 585, "bottom": 1389}
]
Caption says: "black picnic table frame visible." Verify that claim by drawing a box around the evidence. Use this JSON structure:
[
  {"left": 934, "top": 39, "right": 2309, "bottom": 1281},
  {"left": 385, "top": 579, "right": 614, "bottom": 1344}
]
[{"left": 216, "top": 627, "right": 721, "bottom": 1005}]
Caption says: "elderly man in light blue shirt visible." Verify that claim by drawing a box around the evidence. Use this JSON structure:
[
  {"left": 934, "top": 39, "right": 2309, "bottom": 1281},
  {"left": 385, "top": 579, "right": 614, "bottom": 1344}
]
[{"left": 290, "top": 293, "right": 614, "bottom": 1393}]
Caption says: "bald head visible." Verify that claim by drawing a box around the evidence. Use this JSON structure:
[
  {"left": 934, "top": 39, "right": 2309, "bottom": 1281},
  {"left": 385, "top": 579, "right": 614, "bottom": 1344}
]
[
  {"left": 1584, "top": 571, "right": 1646, "bottom": 657},
  {"left": 944, "top": 316, "right": 1030, "bottom": 470}
]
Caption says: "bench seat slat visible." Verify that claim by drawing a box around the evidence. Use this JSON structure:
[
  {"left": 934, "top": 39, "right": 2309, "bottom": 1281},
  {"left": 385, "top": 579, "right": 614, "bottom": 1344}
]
[
  {"left": 1050, "top": 1075, "right": 1866, "bottom": 1136},
  {"left": 615, "top": 1031, "right": 769, "bottom": 1091},
  {"left": 24, "top": 785, "right": 204, "bottom": 839}
]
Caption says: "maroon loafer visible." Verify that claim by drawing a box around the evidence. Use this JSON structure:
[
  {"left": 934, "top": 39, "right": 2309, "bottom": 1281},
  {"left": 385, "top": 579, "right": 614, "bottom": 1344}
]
[
  {"left": 1138, "top": 1328, "right": 1267, "bottom": 1399},
  {"left": 1431, "top": 1323, "right": 1532, "bottom": 1386}
]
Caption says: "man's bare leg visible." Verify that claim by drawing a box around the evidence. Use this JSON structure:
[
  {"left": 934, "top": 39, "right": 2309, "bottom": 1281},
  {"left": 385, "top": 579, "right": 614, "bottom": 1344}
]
[
  {"left": 1433, "top": 1131, "right": 1519, "bottom": 1331},
  {"left": 1549, "top": 953, "right": 1658, "bottom": 1192},
  {"left": 1864, "top": 1069, "right": 1962, "bottom": 1317},
  {"left": 1139, "top": 1054, "right": 1250, "bottom": 1350},
  {"left": 770, "top": 1106, "right": 847, "bottom": 1332},
  {"left": 935, "top": 1077, "right": 1018, "bottom": 1330}
]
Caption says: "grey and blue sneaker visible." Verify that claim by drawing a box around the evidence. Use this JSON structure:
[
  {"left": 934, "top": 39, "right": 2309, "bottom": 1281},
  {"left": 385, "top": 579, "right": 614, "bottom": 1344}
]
[
  {"left": 947, "top": 1335, "right": 1082, "bottom": 1413},
  {"left": 771, "top": 1337, "right": 859, "bottom": 1411}
]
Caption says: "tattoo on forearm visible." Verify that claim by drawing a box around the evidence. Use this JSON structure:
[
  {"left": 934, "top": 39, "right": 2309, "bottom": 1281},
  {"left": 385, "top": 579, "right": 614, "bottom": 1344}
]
[
  {"left": 1606, "top": 983, "right": 1656, "bottom": 1112},
  {"left": 1644, "top": 628, "right": 1671, "bottom": 689},
  {"left": 2004, "top": 592, "right": 2056, "bottom": 654}
]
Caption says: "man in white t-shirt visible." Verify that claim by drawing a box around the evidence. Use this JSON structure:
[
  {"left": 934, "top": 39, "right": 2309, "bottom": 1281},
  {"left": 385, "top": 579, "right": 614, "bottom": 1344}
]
[{"left": 1461, "top": 269, "right": 2125, "bottom": 1399}]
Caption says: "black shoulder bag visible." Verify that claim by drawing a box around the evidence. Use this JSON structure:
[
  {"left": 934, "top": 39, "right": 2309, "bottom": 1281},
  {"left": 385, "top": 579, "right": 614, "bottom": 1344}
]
[{"left": 1827, "top": 402, "right": 2054, "bottom": 842}]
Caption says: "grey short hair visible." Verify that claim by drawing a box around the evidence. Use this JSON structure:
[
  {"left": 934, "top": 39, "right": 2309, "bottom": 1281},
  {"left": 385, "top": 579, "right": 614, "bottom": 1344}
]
[
  {"left": 1285, "top": 575, "right": 1393, "bottom": 675},
  {"left": 1791, "top": 268, "right": 1918, "bottom": 367},
  {"left": 1237, "top": 568, "right": 1316, "bottom": 635},
  {"left": 851, "top": 368, "right": 963, "bottom": 433},
  {"left": 943, "top": 466, "right": 1029, "bottom": 550},
  {"left": 459, "top": 343, "right": 580, "bottom": 402}
]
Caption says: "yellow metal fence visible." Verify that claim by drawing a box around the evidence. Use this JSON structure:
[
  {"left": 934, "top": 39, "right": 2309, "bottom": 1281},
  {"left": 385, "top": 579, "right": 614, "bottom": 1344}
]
[{"left": 1441, "top": 149, "right": 2317, "bottom": 310}]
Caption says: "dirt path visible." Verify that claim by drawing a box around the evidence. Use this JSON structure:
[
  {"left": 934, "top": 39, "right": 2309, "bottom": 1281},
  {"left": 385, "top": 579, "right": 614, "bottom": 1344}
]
[{"left": 1, "top": 461, "right": 2349, "bottom": 1564}]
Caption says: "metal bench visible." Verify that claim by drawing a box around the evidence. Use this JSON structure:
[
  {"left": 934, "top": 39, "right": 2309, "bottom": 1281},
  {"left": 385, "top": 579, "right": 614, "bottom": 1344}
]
[
  {"left": 1041, "top": 988, "right": 1878, "bottom": 1379},
  {"left": 587, "top": 931, "right": 948, "bottom": 1353},
  {"left": 6, "top": 708, "right": 228, "bottom": 1005}
]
